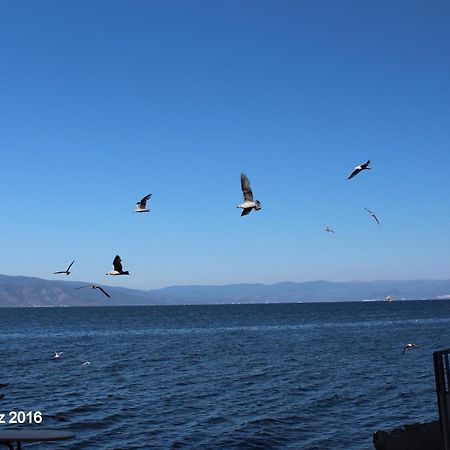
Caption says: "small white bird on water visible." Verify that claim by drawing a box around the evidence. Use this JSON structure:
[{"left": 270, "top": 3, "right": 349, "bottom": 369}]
[
  {"left": 106, "top": 255, "right": 130, "bottom": 276},
  {"left": 237, "top": 173, "right": 261, "bottom": 217},
  {"left": 402, "top": 343, "right": 419, "bottom": 354},
  {"left": 364, "top": 207, "right": 380, "bottom": 225},
  {"left": 75, "top": 284, "right": 110, "bottom": 298},
  {"left": 324, "top": 225, "right": 335, "bottom": 234},
  {"left": 347, "top": 160, "right": 371, "bottom": 180},
  {"left": 53, "top": 352, "right": 63, "bottom": 358},
  {"left": 81, "top": 361, "right": 92, "bottom": 366},
  {"left": 134, "top": 194, "right": 152, "bottom": 213},
  {"left": 54, "top": 260, "right": 75, "bottom": 276}
]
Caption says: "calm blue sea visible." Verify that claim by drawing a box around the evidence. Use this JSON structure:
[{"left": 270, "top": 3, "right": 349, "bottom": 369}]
[{"left": 0, "top": 301, "right": 449, "bottom": 449}]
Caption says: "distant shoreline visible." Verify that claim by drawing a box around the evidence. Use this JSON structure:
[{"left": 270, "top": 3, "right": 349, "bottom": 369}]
[
  {"left": 0, "top": 297, "right": 448, "bottom": 308},
  {"left": 1, "top": 274, "right": 450, "bottom": 307}
]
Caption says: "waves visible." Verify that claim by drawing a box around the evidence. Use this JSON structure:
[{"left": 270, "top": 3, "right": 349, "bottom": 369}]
[{"left": 0, "top": 301, "right": 447, "bottom": 449}]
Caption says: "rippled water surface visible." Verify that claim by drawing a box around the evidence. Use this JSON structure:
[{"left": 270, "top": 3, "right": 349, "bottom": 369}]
[{"left": 0, "top": 301, "right": 449, "bottom": 449}]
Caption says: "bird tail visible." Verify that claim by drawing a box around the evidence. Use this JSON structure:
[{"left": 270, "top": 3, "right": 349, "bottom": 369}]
[{"left": 122, "top": 271, "right": 130, "bottom": 275}]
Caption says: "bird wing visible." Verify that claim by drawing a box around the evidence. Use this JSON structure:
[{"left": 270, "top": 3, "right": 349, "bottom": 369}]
[
  {"left": 364, "top": 208, "right": 380, "bottom": 224},
  {"left": 97, "top": 286, "right": 110, "bottom": 298},
  {"left": 67, "top": 260, "right": 75, "bottom": 271},
  {"left": 75, "top": 285, "right": 89, "bottom": 290},
  {"left": 54, "top": 271, "right": 65, "bottom": 274},
  {"left": 362, "top": 160, "right": 371, "bottom": 168},
  {"left": 241, "top": 173, "right": 254, "bottom": 202},
  {"left": 113, "top": 255, "right": 123, "bottom": 272},
  {"left": 347, "top": 168, "right": 360, "bottom": 180},
  {"left": 138, "top": 194, "right": 152, "bottom": 208},
  {"left": 402, "top": 346, "right": 408, "bottom": 354},
  {"left": 241, "top": 208, "right": 252, "bottom": 216}
]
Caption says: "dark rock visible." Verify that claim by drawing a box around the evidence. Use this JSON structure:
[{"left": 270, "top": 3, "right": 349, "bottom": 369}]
[{"left": 373, "top": 420, "right": 442, "bottom": 450}]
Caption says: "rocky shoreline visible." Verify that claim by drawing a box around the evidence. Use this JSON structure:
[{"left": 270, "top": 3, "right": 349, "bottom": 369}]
[{"left": 373, "top": 421, "right": 442, "bottom": 450}]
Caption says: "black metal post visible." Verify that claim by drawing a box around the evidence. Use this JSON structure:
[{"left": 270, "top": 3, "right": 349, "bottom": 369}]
[{"left": 434, "top": 349, "right": 450, "bottom": 450}]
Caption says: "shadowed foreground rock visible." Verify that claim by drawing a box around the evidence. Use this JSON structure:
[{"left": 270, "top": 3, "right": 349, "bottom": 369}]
[{"left": 373, "top": 421, "right": 442, "bottom": 450}]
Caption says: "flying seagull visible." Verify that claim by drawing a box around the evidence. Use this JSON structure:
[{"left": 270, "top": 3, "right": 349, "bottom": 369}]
[
  {"left": 54, "top": 260, "right": 75, "bottom": 276},
  {"left": 402, "top": 343, "right": 419, "bottom": 354},
  {"left": 53, "top": 352, "right": 63, "bottom": 359},
  {"left": 324, "top": 225, "right": 335, "bottom": 234},
  {"left": 347, "top": 160, "right": 371, "bottom": 180},
  {"left": 386, "top": 295, "right": 393, "bottom": 303},
  {"left": 75, "top": 284, "right": 110, "bottom": 298},
  {"left": 106, "top": 255, "right": 130, "bottom": 276},
  {"left": 237, "top": 173, "right": 261, "bottom": 216},
  {"left": 364, "top": 207, "right": 380, "bottom": 225},
  {"left": 134, "top": 194, "right": 152, "bottom": 213}
]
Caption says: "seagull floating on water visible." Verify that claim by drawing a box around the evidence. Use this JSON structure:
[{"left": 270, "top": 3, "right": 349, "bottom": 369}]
[
  {"left": 53, "top": 352, "right": 63, "bottom": 359},
  {"left": 237, "top": 173, "right": 261, "bottom": 216},
  {"left": 402, "top": 343, "right": 419, "bottom": 354},
  {"left": 364, "top": 207, "right": 380, "bottom": 225},
  {"left": 106, "top": 255, "right": 129, "bottom": 276},
  {"left": 134, "top": 194, "right": 152, "bottom": 213},
  {"left": 54, "top": 260, "right": 75, "bottom": 276},
  {"left": 75, "top": 284, "right": 110, "bottom": 298},
  {"left": 81, "top": 361, "right": 92, "bottom": 366},
  {"left": 347, "top": 160, "right": 371, "bottom": 180},
  {"left": 324, "top": 225, "right": 335, "bottom": 234}
]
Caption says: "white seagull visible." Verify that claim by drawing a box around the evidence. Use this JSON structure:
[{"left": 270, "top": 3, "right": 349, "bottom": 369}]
[
  {"left": 324, "top": 225, "right": 335, "bottom": 234},
  {"left": 364, "top": 207, "right": 380, "bottom": 225},
  {"left": 81, "top": 361, "right": 92, "bottom": 366},
  {"left": 237, "top": 173, "right": 261, "bottom": 217},
  {"left": 402, "top": 343, "right": 419, "bottom": 354},
  {"left": 75, "top": 284, "right": 110, "bottom": 298},
  {"left": 106, "top": 255, "right": 130, "bottom": 276},
  {"left": 386, "top": 295, "right": 393, "bottom": 303},
  {"left": 54, "top": 260, "right": 75, "bottom": 276},
  {"left": 347, "top": 160, "right": 371, "bottom": 180},
  {"left": 134, "top": 194, "right": 152, "bottom": 213},
  {"left": 53, "top": 352, "right": 63, "bottom": 358}
]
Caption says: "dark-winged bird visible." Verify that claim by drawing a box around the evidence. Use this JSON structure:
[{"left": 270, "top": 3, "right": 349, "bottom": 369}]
[
  {"left": 237, "top": 173, "right": 261, "bottom": 216},
  {"left": 347, "top": 160, "right": 371, "bottom": 180},
  {"left": 364, "top": 207, "right": 380, "bottom": 225},
  {"left": 324, "top": 225, "right": 335, "bottom": 234},
  {"left": 54, "top": 260, "right": 75, "bottom": 275},
  {"left": 106, "top": 255, "right": 130, "bottom": 276},
  {"left": 402, "top": 343, "right": 418, "bottom": 354},
  {"left": 75, "top": 284, "right": 111, "bottom": 298},
  {"left": 134, "top": 194, "right": 152, "bottom": 213}
]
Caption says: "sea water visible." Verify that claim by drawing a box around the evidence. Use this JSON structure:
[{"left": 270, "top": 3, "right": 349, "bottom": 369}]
[{"left": 0, "top": 301, "right": 448, "bottom": 449}]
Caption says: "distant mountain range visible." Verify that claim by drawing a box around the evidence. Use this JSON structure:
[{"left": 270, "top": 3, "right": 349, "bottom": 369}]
[{"left": 1, "top": 274, "right": 450, "bottom": 307}]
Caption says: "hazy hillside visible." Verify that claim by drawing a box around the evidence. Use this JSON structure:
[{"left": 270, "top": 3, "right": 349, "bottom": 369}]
[
  {"left": 0, "top": 275, "right": 157, "bottom": 307},
  {"left": 1, "top": 275, "right": 450, "bottom": 307}
]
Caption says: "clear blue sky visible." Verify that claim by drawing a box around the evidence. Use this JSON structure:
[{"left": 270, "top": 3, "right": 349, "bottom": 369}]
[{"left": 1, "top": 1, "right": 449, "bottom": 289}]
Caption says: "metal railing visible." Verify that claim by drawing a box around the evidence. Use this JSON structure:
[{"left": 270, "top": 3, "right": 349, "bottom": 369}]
[{"left": 434, "top": 349, "right": 450, "bottom": 450}]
